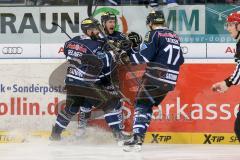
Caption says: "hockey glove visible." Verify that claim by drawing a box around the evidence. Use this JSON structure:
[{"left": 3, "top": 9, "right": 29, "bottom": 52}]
[
  {"left": 128, "top": 32, "right": 142, "bottom": 48},
  {"left": 119, "top": 51, "right": 131, "bottom": 64},
  {"left": 116, "top": 39, "right": 132, "bottom": 51}
]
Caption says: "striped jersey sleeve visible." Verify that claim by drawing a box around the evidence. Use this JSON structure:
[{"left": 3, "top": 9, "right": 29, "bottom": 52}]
[
  {"left": 225, "top": 41, "right": 240, "bottom": 86},
  {"left": 225, "top": 60, "right": 240, "bottom": 86}
]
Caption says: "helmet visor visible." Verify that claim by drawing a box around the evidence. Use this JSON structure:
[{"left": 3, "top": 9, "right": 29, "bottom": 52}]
[{"left": 224, "top": 22, "right": 239, "bottom": 30}]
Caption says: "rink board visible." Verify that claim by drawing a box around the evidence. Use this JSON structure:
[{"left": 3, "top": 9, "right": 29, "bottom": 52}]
[
  {"left": 0, "top": 60, "right": 240, "bottom": 144},
  {"left": 119, "top": 63, "right": 240, "bottom": 133},
  {"left": 144, "top": 132, "right": 239, "bottom": 144},
  {"left": 0, "top": 131, "right": 239, "bottom": 144},
  {"left": 0, "top": 130, "right": 71, "bottom": 143}
]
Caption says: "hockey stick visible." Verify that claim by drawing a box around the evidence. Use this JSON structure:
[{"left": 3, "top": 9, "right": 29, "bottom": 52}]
[
  {"left": 52, "top": 22, "right": 72, "bottom": 39},
  {"left": 87, "top": 0, "right": 134, "bottom": 104},
  {"left": 87, "top": 0, "right": 98, "bottom": 18},
  {"left": 88, "top": 4, "right": 155, "bottom": 104},
  {"left": 51, "top": 20, "right": 113, "bottom": 105},
  {"left": 119, "top": 0, "right": 155, "bottom": 104},
  {"left": 87, "top": 0, "right": 93, "bottom": 17},
  {"left": 87, "top": 0, "right": 155, "bottom": 104}
]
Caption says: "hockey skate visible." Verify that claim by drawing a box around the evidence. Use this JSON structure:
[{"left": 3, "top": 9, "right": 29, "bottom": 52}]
[
  {"left": 123, "top": 135, "right": 144, "bottom": 152},
  {"left": 113, "top": 130, "right": 132, "bottom": 146},
  {"left": 75, "top": 111, "right": 90, "bottom": 137},
  {"left": 49, "top": 125, "right": 61, "bottom": 141},
  {"left": 75, "top": 119, "right": 88, "bottom": 137}
]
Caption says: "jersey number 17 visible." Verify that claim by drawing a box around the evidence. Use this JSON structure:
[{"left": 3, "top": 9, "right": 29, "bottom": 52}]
[{"left": 164, "top": 44, "right": 181, "bottom": 65}]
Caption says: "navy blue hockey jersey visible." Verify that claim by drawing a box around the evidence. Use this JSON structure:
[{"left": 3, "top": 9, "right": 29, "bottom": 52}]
[
  {"left": 97, "top": 31, "right": 127, "bottom": 84},
  {"left": 131, "top": 27, "right": 184, "bottom": 85},
  {"left": 107, "top": 31, "right": 126, "bottom": 41},
  {"left": 64, "top": 35, "right": 114, "bottom": 85}
]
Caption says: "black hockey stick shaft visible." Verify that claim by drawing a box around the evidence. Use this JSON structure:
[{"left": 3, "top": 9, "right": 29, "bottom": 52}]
[
  {"left": 87, "top": 0, "right": 94, "bottom": 17},
  {"left": 124, "top": 64, "right": 155, "bottom": 104},
  {"left": 52, "top": 21, "right": 109, "bottom": 104},
  {"left": 87, "top": 0, "right": 99, "bottom": 17},
  {"left": 87, "top": 0, "right": 155, "bottom": 104},
  {"left": 96, "top": 24, "right": 156, "bottom": 104},
  {"left": 52, "top": 22, "right": 72, "bottom": 39},
  {"left": 87, "top": 0, "right": 132, "bottom": 103}
]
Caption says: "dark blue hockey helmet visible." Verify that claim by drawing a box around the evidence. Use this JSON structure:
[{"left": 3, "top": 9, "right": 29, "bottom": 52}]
[
  {"left": 101, "top": 12, "right": 117, "bottom": 25},
  {"left": 146, "top": 10, "right": 165, "bottom": 25},
  {"left": 81, "top": 18, "right": 100, "bottom": 34}
]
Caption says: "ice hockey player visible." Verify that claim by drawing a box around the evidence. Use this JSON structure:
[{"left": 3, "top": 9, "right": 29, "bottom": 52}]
[
  {"left": 101, "top": 12, "right": 126, "bottom": 41},
  {"left": 123, "top": 10, "right": 184, "bottom": 152},
  {"left": 76, "top": 12, "right": 142, "bottom": 145},
  {"left": 211, "top": 11, "right": 240, "bottom": 142},
  {"left": 49, "top": 17, "right": 126, "bottom": 143},
  {"left": 100, "top": 12, "right": 142, "bottom": 62}
]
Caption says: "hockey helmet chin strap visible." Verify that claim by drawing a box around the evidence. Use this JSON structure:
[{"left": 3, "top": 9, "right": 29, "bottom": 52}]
[
  {"left": 103, "top": 24, "right": 110, "bottom": 35},
  {"left": 236, "top": 31, "right": 240, "bottom": 40},
  {"left": 149, "top": 25, "right": 153, "bottom": 31},
  {"left": 90, "top": 32, "right": 100, "bottom": 40},
  {"left": 235, "top": 23, "right": 240, "bottom": 40}
]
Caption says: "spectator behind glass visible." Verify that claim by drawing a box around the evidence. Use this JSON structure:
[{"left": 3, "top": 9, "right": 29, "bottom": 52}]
[
  {"left": 105, "top": 0, "right": 121, "bottom": 5},
  {"left": 28, "top": 0, "right": 78, "bottom": 5},
  {"left": 149, "top": 0, "right": 178, "bottom": 9},
  {"left": 78, "top": 0, "right": 120, "bottom": 6}
]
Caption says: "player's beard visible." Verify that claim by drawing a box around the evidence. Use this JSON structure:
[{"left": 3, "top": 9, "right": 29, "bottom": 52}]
[
  {"left": 147, "top": 24, "right": 153, "bottom": 31},
  {"left": 104, "top": 27, "right": 114, "bottom": 35},
  {"left": 104, "top": 28, "right": 110, "bottom": 35},
  {"left": 90, "top": 33, "right": 100, "bottom": 40},
  {"left": 149, "top": 26, "right": 153, "bottom": 31}
]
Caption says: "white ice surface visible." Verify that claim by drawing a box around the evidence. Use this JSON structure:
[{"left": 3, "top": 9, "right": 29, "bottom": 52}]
[
  {"left": 0, "top": 127, "right": 240, "bottom": 160},
  {"left": 1, "top": 142, "right": 240, "bottom": 160}
]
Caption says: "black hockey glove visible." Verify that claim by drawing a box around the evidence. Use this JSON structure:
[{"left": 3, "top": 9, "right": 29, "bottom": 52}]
[
  {"left": 128, "top": 32, "right": 142, "bottom": 48},
  {"left": 115, "top": 39, "right": 132, "bottom": 51},
  {"left": 119, "top": 51, "right": 131, "bottom": 64}
]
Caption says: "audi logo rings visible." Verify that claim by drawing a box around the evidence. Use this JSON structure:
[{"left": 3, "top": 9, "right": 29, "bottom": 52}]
[
  {"left": 181, "top": 46, "right": 188, "bottom": 54},
  {"left": 2, "top": 47, "right": 23, "bottom": 54}
]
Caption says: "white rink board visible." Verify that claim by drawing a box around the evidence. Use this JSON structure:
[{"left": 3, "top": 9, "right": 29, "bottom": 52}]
[
  {"left": 0, "top": 61, "right": 65, "bottom": 131},
  {"left": 0, "top": 44, "right": 40, "bottom": 58},
  {"left": 41, "top": 43, "right": 65, "bottom": 58},
  {"left": 0, "top": 60, "right": 110, "bottom": 131},
  {"left": 181, "top": 43, "right": 206, "bottom": 58},
  {"left": 207, "top": 43, "right": 236, "bottom": 58},
  {"left": 0, "top": 59, "right": 236, "bottom": 132}
]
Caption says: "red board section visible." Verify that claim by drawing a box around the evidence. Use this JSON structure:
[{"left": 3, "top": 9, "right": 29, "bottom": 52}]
[{"left": 92, "top": 64, "right": 240, "bottom": 133}]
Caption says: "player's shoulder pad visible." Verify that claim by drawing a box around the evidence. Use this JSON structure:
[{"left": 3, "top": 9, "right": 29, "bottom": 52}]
[
  {"left": 64, "top": 36, "right": 81, "bottom": 48},
  {"left": 157, "top": 29, "right": 181, "bottom": 42},
  {"left": 144, "top": 30, "right": 157, "bottom": 43},
  {"left": 79, "top": 34, "right": 91, "bottom": 40},
  {"left": 120, "top": 32, "right": 127, "bottom": 39},
  {"left": 114, "top": 31, "right": 127, "bottom": 40}
]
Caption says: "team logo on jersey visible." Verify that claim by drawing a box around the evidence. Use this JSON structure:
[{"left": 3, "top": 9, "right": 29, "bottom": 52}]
[
  {"left": 66, "top": 43, "right": 87, "bottom": 53},
  {"left": 67, "top": 50, "right": 83, "bottom": 57},
  {"left": 144, "top": 32, "right": 151, "bottom": 43},
  {"left": 96, "top": 51, "right": 106, "bottom": 59},
  {"left": 158, "top": 32, "right": 179, "bottom": 40},
  {"left": 140, "top": 43, "right": 147, "bottom": 50}
]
